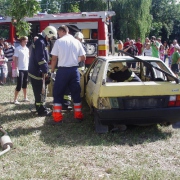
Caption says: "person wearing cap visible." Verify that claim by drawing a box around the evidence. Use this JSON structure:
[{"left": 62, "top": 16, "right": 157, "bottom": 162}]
[
  {"left": 50, "top": 25, "right": 86, "bottom": 125},
  {"left": 171, "top": 44, "right": 180, "bottom": 77},
  {"left": 28, "top": 26, "right": 57, "bottom": 116},
  {"left": 13, "top": 36, "right": 29, "bottom": 104}
]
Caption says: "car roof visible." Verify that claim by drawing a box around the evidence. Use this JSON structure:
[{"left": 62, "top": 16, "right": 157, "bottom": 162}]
[{"left": 97, "top": 56, "right": 162, "bottom": 63}]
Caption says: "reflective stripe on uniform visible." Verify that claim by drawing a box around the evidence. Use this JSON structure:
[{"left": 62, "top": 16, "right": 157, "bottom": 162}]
[
  {"left": 54, "top": 103, "right": 62, "bottom": 106},
  {"left": 74, "top": 108, "right": 81, "bottom": 112},
  {"left": 124, "top": 76, "right": 133, "bottom": 82},
  {"left": 28, "top": 73, "right": 42, "bottom": 80},
  {"left": 64, "top": 95, "right": 71, "bottom": 101},
  {"left": 74, "top": 103, "right": 82, "bottom": 112},
  {"left": 53, "top": 103, "right": 62, "bottom": 113},
  {"left": 74, "top": 103, "right": 81, "bottom": 106},
  {"left": 38, "top": 60, "right": 46, "bottom": 65},
  {"left": 36, "top": 102, "right": 43, "bottom": 106}
]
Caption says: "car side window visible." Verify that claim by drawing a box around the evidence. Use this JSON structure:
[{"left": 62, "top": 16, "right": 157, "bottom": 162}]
[{"left": 91, "top": 60, "right": 103, "bottom": 83}]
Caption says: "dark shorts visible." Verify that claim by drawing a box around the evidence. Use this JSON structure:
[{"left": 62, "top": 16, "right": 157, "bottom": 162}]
[{"left": 171, "top": 64, "right": 179, "bottom": 74}]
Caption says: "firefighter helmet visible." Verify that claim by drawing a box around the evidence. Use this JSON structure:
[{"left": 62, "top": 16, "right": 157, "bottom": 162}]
[
  {"left": 43, "top": 26, "right": 57, "bottom": 39},
  {"left": 74, "top": 32, "right": 84, "bottom": 42}
]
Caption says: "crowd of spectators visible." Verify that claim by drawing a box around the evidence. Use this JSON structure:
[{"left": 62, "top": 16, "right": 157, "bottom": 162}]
[
  {"left": 0, "top": 38, "right": 15, "bottom": 85},
  {"left": 117, "top": 36, "right": 180, "bottom": 75}
]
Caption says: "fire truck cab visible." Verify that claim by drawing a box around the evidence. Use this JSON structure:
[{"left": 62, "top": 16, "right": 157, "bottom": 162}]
[{"left": 0, "top": 11, "right": 115, "bottom": 66}]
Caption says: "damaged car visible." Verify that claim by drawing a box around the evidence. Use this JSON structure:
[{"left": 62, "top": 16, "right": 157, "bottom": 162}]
[{"left": 81, "top": 54, "right": 180, "bottom": 133}]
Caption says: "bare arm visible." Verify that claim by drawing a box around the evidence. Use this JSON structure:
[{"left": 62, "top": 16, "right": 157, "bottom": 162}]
[
  {"left": 123, "top": 46, "right": 131, "bottom": 52},
  {"left": 51, "top": 55, "right": 58, "bottom": 73},
  {"left": 177, "top": 57, "right": 180, "bottom": 64},
  {"left": 79, "top": 55, "right": 86, "bottom": 62},
  {"left": 153, "top": 42, "right": 159, "bottom": 50}
]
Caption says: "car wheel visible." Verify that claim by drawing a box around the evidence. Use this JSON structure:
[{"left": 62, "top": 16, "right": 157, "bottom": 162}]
[{"left": 94, "top": 115, "right": 108, "bottom": 134}]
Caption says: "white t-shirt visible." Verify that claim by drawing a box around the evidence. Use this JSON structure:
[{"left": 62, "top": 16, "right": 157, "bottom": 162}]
[
  {"left": 143, "top": 48, "right": 152, "bottom": 57},
  {"left": 51, "top": 34, "right": 86, "bottom": 67},
  {"left": 14, "top": 45, "right": 29, "bottom": 70}
]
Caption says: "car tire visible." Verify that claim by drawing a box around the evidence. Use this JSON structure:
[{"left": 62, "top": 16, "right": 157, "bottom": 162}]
[{"left": 94, "top": 115, "right": 109, "bottom": 133}]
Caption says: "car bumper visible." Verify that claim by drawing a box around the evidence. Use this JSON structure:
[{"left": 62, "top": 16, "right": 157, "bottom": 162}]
[{"left": 94, "top": 107, "right": 180, "bottom": 125}]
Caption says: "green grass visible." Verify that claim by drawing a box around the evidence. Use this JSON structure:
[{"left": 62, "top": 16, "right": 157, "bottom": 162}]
[{"left": 0, "top": 83, "right": 180, "bottom": 180}]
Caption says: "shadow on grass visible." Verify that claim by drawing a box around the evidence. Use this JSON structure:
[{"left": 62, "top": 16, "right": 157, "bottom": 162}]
[
  {"left": 0, "top": 110, "right": 37, "bottom": 124},
  {"left": 6, "top": 115, "right": 173, "bottom": 147},
  {"left": 41, "top": 117, "right": 172, "bottom": 147},
  {"left": 2, "top": 100, "right": 173, "bottom": 147}
]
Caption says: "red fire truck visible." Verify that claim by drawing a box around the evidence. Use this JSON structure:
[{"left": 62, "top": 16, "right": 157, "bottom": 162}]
[{"left": 0, "top": 11, "right": 115, "bottom": 66}]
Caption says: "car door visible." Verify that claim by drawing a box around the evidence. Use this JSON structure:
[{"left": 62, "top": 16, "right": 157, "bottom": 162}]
[{"left": 85, "top": 59, "right": 104, "bottom": 107}]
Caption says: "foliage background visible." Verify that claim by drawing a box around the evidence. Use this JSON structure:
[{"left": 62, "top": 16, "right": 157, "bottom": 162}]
[{"left": 0, "top": 0, "right": 180, "bottom": 42}]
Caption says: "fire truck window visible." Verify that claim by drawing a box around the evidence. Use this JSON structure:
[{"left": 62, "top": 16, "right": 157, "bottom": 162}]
[
  {"left": 91, "top": 29, "right": 98, "bottom": 39},
  {"left": 0, "top": 24, "right": 10, "bottom": 40}
]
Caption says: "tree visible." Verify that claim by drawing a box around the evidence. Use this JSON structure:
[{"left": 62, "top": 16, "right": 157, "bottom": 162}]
[
  {"left": 112, "top": 0, "right": 152, "bottom": 42},
  {"left": 79, "top": 0, "right": 106, "bottom": 12},
  {"left": 40, "top": 0, "right": 62, "bottom": 13},
  {"left": 150, "top": 0, "right": 180, "bottom": 41},
  {"left": 6, "top": 0, "right": 41, "bottom": 37},
  {"left": 0, "top": 0, "right": 11, "bottom": 16}
]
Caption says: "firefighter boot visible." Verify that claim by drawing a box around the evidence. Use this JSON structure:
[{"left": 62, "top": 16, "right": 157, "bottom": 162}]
[
  {"left": 36, "top": 104, "right": 52, "bottom": 117},
  {"left": 74, "top": 103, "right": 83, "bottom": 123},
  {"left": 50, "top": 103, "right": 63, "bottom": 125}
]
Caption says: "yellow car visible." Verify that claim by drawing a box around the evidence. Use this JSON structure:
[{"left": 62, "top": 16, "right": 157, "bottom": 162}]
[{"left": 82, "top": 55, "right": 180, "bottom": 133}]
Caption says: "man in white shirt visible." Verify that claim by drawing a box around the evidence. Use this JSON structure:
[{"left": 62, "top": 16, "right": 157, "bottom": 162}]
[{"left": 51, "top": 25, "right": 86, "bottom": 125}]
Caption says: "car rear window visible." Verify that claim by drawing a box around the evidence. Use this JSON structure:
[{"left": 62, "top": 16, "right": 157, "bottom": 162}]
[{"left": 106, "top": 60, "right": 173, "bottom": 83}]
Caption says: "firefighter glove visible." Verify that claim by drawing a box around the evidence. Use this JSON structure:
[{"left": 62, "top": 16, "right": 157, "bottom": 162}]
[
  {"left": 45, "top": 72, "right": 51, "bottom": 85},
  {"left": 51, "top": 72, "right": 56, "bottom": 82}
]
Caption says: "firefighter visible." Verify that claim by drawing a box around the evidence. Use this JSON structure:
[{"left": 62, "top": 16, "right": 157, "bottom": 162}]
[
  {"left": 108, "top": 64, "right": 141, "bottom": 82},
  {"left": 28, "top": 26, "right": 57, "bottom": 116},
  {"left": 50, "top": 25, "right": 86, "bottom": 125},
  {"left": 74, "top": 31, "right": 87, "bottom": 70}
]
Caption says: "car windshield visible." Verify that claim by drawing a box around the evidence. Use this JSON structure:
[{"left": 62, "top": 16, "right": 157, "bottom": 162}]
[{"left": 106, "top": 59, "right": 174, "bottom": 83}]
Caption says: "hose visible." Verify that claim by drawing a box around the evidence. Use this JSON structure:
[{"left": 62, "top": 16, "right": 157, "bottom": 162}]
[{"left": 0, "top": 145, "right": 10, "bottom": 156}]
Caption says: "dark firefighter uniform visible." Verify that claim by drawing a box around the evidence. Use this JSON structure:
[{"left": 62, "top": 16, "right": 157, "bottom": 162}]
[
  {"left": 28, "top": 34, "right": 50, "bottom": 116},
  {"left": 108, "top": 66, "right": 141, "bottom": 82}
]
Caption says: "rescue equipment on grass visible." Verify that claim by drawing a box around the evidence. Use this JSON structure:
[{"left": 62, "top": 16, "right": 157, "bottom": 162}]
[{"left": 0, "top": 126, "right": 13, "bottom": 156}]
